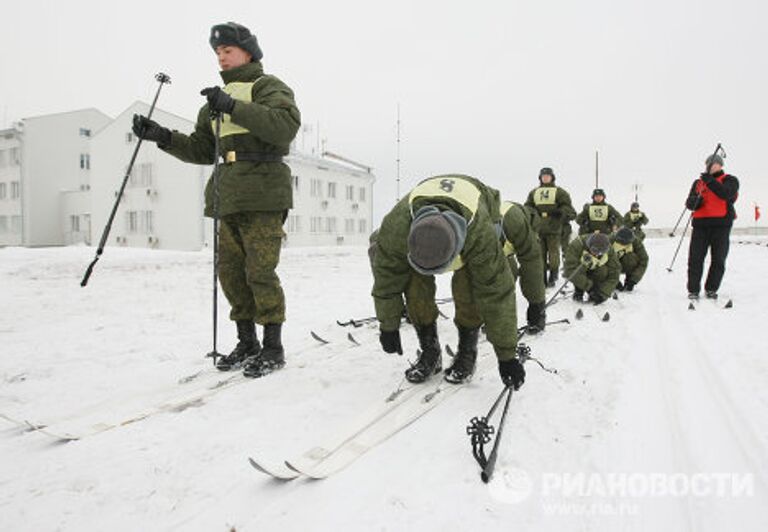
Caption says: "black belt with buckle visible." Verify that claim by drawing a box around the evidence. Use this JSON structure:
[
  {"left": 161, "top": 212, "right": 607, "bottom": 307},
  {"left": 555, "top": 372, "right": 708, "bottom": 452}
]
[{"left": 223, "top": 151, "right": 284, "bottom": 164}]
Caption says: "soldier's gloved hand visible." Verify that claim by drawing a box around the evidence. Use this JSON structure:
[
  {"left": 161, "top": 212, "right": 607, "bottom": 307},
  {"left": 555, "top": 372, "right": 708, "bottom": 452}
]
[
  {"left": 132, "top": 114, "right": 171, "bottom": 146},
  {"left": 201, "top": 86, "right": 236, "bottom": 114},
  {"left": 588, "top": 290, "right": 606, "bottom": 305},
  {"left": 623, "top": 279, "right": 635, "bottom": 292},
  {"left": 379, "top": 329, "right": 403, "bottom": 355},
  {"left": 526, "top": 302, "right": 546, "bottom": 333},
  {"left": 498, "top": 358, "right": 525, "bottom": 390},
  {"left": 700, "top": 172, "right": 715, "bottom": 183}
]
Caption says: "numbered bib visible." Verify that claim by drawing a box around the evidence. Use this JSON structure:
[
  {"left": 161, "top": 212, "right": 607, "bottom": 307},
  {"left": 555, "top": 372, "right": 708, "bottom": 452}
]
[
  {"left": 533, "top": 186, "right": 557, "bottom": 206},
  {"left": 409, "top": 176, "right": 481, "bottom": 224},
  {"left": 612, "top": 242, "right": 633, "bottom": 258},
  {"left": 211, "top": 80, "right": 259, "bottom": 138},
  {"left": 589, "top": 205, "right": 609, "bottom": 222},
  {"left": 629, "top": 212, "right": 641, "bottom": 222}
]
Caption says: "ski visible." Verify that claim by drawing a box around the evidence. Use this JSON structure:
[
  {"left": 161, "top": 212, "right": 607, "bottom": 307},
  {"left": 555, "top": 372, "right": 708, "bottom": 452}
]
[
  {"left": 2, "top": 336, "right": 340, "bottom": 441},
  {"left": 250, "top": 348, "right": 512, "bottom": 481}
]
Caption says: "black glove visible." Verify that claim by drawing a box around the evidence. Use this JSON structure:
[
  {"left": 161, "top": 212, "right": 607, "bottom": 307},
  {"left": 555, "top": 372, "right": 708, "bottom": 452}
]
[
  {"left": 615, "top": 281, "right": 625, "bottom": 292},
  {"left": 498, "top": 358, "right": 525, "bottom": 389},
  {"left": 132, "top": 114, "right": 171, "bottom": 146},
  {"left": 623, "top": 279, "right": 635, "bottom": 292},
  {"left": 573, "top": 288, "right": 585, "bottom": 302},
  {"left": 588, "top": 290, "right": 606, "bottom": 305},
  {"left": 526, "top": 302, "right": 546, "bottom": 332},
  {"left": 686, "top": 195, "right": 703, "bottom": 211},
  {"left": 201, "top": 86, "right": 236, "bottom": 114},
  {"left": 379, "top": 329, "right": 403, "bottom": 355},
  {"left": 700, "top": 172, "right": 715, "bottom": 183}
]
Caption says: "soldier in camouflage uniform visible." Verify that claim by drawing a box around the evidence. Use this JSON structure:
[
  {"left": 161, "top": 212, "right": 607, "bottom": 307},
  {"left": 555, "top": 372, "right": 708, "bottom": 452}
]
[
  {"left": 132, "top": 22, "right": 300, "bottom": 378},
  {"left": 500, "top": 201, "right": 547, "bottom": 332},
  {"left": 371, "top": 175, "right": 526, "bottom": 389},
  {"left": 576, "top": 188, "right": 622, "bottom": 235},
  {"left": 564, "top": 232, "right": 620, "bottom": 304},
  {"left": 524, "top": 168, "right": 576, "bottom": 287},
  {"left": 611, "top": 226, "right": 649, "bottom": 292},
  {"left": 623, "top": 202, "right": 649, "bottom": 242}
]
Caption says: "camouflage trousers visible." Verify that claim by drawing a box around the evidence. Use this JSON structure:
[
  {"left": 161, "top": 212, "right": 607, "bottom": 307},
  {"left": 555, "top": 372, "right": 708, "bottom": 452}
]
[
  {"left": 218, "top": 211, "right": 286, "bottom": 324},
  {"left": 404, "top": 268, "right": 507, "bottom": 331},
  {"left": 561, "top": 225, "right": 572, "bottom": 263},
  {"left": 539, "top": 233, "right": 561, "bottom": 273}
]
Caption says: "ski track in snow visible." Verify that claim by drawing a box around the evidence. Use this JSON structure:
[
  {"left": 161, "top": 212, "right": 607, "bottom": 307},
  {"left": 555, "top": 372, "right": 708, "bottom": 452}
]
[{"left": 0, "top": 239, "right": 766, "bottom": 531}]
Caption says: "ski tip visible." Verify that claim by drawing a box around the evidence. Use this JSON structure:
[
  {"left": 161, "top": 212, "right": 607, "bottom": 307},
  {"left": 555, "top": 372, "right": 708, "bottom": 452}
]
[
  {"left": 612, "top": 292, "right": 618, "bottom": 300},
  {"left": 575, "top": 309, "right": 584, "bottom": 320},
  {"left": 724, "top": 299, "right": 733, "bottom": 309},
  {"left": 347, "top": 332, "right": 361, "bottom": 346},
  {"left": 601, "top": 312, "right": 610, "bottom": 322},
  {"left": 688, "top": 302, "right": 696, "bottom": 310},
  {"left": 310, "top": 331, "right": 330, "bottom": 344}
]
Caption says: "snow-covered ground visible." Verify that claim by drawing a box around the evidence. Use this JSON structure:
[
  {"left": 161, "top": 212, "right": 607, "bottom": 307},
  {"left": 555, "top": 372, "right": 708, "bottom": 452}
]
[{"left": 1, "top": 237, "right": 767, "bottom": 531}]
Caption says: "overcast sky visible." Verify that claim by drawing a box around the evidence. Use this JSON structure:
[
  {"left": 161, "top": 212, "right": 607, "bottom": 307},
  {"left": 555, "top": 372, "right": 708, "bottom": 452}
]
[{"left": 1, "top": 0, "right": 765, "bottom": 227}]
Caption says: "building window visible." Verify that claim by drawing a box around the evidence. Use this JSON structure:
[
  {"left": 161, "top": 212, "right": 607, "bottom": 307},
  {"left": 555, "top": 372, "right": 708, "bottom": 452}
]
[
  {"left": 0, "top": 216, "right": 7, "bottom": 234},
  {"left": 10, "top": 215, "right": 21, "bottom": 234},
  {"left": 359, "top": 219, "right": 367, "bottom": 233},
  {"left": 359, "top": 187, "right": 366, "bottom": 202},
  {"left": 286, "top": 214, "right": 301, "bottom": 234},
  {"left": 70, "top": 215, "right": 80, "bottom": 233},
  {"left": 79, "top": 128, "right": 91, "bottom": 137},
  {"left": 327, "top": 182, "right": 337, "bottom": 199},
  {"left": 126, "top": 211, "right": 138, "bottom": 233},
  {"left": 325, "top": 217, "right": 337, "bottom": 233},
  {"left": 80, "top": 153, "right": 91, "bottom": 170},
  {"left": 129, "top": 163, "right": 154, "bottom": 187},
  {"left": 345, "top": 218, "right": 355, "bottom": 234},
  {"left": 0, "top": 150, "right": 6, "bottom": 168},
  {"left": 345, "top": 185, "right": 354, "bottom": 201},
  {"left": 310, "top": 216, "right": 322, "bottom": 233},
  {"left": 310, "top": 179, "right": 323, "bottom": 198},
  {"left": 143, "top": 211, "right": 154, "bottom": 234},
  {"left": 0, "top": 183, "right": 6, "bottom": 199},
  {"left": 10, "top": 182, "right": 20, "bottom": 200},
  {"left": 292, "top": 175, "right": 300, "bottom": 192},
  {"left": 9, "top": 148, "right": 20, "bottom": 166}
]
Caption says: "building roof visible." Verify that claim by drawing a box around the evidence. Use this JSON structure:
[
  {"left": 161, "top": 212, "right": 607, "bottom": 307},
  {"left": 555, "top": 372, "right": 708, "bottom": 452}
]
[
  {"left": 22, "top": 107, "right": 111, "bottom": 123},
  {"left": 92, "top": 101, "right": 196, "bottom": 139}
]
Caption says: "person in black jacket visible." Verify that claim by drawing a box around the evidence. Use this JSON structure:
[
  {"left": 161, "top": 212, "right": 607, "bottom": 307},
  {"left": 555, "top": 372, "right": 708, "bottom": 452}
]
[{"left": 685, "top": 153, "right": 739, "bottom": 300}]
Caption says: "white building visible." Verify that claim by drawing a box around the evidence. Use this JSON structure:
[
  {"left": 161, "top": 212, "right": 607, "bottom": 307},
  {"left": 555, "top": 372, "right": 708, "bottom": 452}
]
[
  {"left": 285, "top": 151, "right": 375, "bottom": 247},
  {"left": 89, "top": 102, "right": 209, "bottom": 251},
  {"left": 1, "top": 103, "right": 374, "bottom": 250},
  {"left": 0, "top": 126, "right": 23, "bottom": 246}
]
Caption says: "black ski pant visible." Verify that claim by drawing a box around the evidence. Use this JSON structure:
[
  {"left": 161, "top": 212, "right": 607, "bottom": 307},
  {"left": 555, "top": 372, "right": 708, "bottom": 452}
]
[{"left": 687, "top": 224, "right": 731, "bottom": 294}]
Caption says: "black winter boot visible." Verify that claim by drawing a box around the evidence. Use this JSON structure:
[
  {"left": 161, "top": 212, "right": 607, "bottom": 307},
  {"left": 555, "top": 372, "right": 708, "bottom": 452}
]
[
  {"left": 216, "top": 320, "right": 260, "bottom": 371},
  {"left": 405, "top": 322, "right": 442, "bottom": 383},
  {"left": 243, "top": 323, "right": 285, "bottom": 378},
  {"left": 444, "top": 326, "right": 479, "bottom": 384},
  {"left": 573, "top": 288, "right": 585, "bottom": 302}
]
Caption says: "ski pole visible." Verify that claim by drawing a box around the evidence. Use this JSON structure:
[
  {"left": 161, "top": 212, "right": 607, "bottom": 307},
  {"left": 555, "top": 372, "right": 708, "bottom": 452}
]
[
  {"left": 667, "top": 143, "right": 725, "bottom": 272},
  {"left": 668, "top": 206, "right": 688, "bottom": 237},
  {"left": 481, "top": 385, "right": 514, "bottom": 483},
  {"left": 543, "top": 262, "right": 586, "bottom": 311},
  {"left": 80, "top": 72, "right": 171, "bottom": 287},
  {"left": 667, "top": 212, "right": 692, "bottom": 272},
  {"left": 205, "top": 112, "right": 224, "bottom": 365}
]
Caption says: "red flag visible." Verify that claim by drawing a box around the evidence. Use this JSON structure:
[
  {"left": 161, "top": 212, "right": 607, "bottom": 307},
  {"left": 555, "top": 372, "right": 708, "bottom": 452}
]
[{"left": 756, "top": 205, "right": 761, "bottom": 222}]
